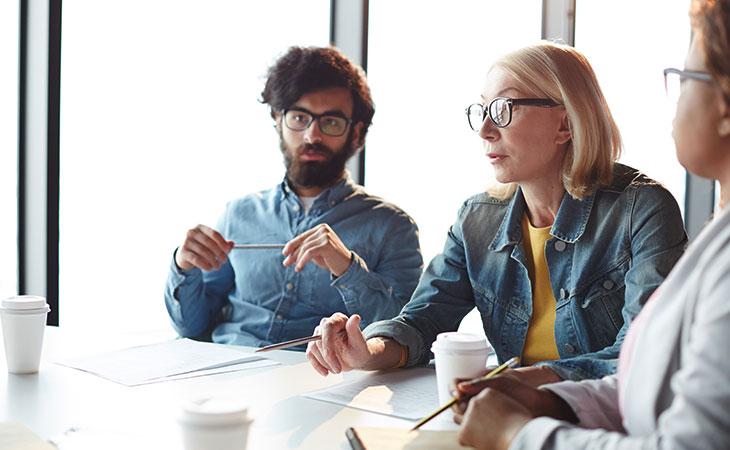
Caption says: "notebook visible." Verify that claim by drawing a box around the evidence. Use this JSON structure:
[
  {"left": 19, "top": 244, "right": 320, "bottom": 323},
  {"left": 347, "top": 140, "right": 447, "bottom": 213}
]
[{"left": 346, "top": 426, "right": 472, "bottom": 450}]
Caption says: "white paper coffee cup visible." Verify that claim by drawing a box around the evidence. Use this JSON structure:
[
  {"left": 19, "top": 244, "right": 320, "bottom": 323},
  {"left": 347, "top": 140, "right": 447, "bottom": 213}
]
[
  {"left": 0, "top": 295, "right": 50, "bottom": 374},
  {"left": 431, "top": 332, "right": 490, "bottom": 405},
  {"left": 179, "top": 397, "right": 253, "bottom": 450}
]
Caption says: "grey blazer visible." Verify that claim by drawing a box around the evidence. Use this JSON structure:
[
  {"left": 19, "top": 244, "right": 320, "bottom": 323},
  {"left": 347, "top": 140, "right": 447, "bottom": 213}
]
[{"left": 511, "top": 207, "right": 730, "bottom": 449}]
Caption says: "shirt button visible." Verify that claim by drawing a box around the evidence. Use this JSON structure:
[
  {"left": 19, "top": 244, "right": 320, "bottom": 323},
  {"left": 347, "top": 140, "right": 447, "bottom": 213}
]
[
  {"left": 331, "top": 200, "right": 336, "bottom": 206},
  {"left": 286, "top": 283, "right": 294, "bottom": 290},
  {"left": 276, "top": 314, "right": 284, "bottom": 320},
  {"left": 603, "top": 280, "right": 614, "bottom": 290},
  {"left": 560, "top": 288, "right": 568, "bottom": 299},
  {"left": 293, "top": 205, "right": 300, "bottom": 212},
  {"left": 554, "top": 240, "right": 567, "bottom": 252},
  {"left": 564, "top": 343, "right": 575, "bottom": 353}
]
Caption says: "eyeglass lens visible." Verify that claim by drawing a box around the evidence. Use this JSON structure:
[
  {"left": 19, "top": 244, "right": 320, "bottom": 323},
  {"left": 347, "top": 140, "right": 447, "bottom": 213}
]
[
  {"left": 489, "top": 99, "right": 511, "bottom": 127},
  {"left": 466, "top": 99, "right": 512, "bottom": 131},
  {"left": 284, "top": 110, "right": 349, "bottom": 137},
  {"left": 664, "top": 71, "right": 681, "bottom": 104}
]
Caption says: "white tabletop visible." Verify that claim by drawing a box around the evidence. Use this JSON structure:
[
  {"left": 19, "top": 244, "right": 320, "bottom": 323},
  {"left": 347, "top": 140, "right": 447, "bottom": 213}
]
[{"left": 0, "top": 326, "right": 431, "bottom": 449}]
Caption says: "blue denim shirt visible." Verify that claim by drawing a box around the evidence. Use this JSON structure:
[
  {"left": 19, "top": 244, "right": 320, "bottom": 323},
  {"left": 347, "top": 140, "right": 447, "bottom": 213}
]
[
  {"left": 364, "top": 164, "right": 687, "bottom": 381},
  {"left": 165, "top": 174, "right": 423, "bottom": 348}
]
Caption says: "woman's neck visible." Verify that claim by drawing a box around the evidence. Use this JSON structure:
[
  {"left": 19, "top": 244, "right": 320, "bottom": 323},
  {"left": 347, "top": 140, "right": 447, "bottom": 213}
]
[{"left": 520, "top": 179, "right": 565, "bottom": 228}]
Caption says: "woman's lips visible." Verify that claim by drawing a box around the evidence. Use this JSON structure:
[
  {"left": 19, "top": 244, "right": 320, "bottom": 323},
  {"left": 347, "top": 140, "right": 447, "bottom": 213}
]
[{"left": 487, "top": 153, "right": 506, "bottom": 163}]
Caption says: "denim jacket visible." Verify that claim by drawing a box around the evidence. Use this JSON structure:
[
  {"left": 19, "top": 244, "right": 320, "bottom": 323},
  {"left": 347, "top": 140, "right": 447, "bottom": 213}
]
[
  {"left": 165, "top": 173, "right": 423, "bottom": 347},
  {"left": 364, "top": 164, "right": 687, "bottom": 381}
]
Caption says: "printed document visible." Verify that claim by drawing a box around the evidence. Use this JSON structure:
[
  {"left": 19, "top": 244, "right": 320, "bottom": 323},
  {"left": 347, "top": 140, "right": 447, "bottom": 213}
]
[{"left": 56, "top": 338, "right": 279, "bottom": 386}]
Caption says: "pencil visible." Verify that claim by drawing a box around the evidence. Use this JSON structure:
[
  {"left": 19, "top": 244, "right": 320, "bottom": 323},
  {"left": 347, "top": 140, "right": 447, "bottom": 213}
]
[
  {"left": 410, "top": 356, "right": 520, "bottom": 431},
  {"left": 255, "top": 335, "right": 322, "bottom": 352},
  {"left": 232, "top": 244, "right": 285, "bottom": 249}
]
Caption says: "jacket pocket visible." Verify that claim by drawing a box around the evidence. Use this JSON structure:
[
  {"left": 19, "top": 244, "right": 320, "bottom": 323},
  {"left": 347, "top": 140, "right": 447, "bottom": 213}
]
[
  {"left": 574, "top": 267, "right": 627, "bottom": 348},
  {"left": 472, "top": 283, "right": 495, "bottom": 318}
]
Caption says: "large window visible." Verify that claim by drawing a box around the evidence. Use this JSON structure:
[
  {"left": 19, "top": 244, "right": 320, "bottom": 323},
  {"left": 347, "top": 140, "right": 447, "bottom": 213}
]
[
  {"left": 575, "top": 0, "right": 691, "bottom": 213},
  {"left": 60, "top": 1, "right": 330, "bottom": 333},
  {"left": 366, "top": 1, "right": 543, "bottom": 266},
  {"left": 1, "top": 1, "right": 19, "bottom": 300}
]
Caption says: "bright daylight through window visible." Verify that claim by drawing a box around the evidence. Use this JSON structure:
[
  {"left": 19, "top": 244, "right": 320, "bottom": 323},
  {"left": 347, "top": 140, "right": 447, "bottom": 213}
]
[
  {"left": 366, "top": 0, "right": 542, "bottom": 267},
  {"left": 60, "top": 1, "right": 330, "bottom": 333},
  {"left": 0, "top": 1, "right": 19, "bottom": 299},
  {"left": 576, "top": 0, "right": 690, "bottom": 213}
]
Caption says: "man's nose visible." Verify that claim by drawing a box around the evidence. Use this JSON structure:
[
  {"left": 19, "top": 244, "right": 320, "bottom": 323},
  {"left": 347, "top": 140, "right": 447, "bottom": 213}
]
[{"left": 304, "top": 119, "right": 324, "bottom": 144}]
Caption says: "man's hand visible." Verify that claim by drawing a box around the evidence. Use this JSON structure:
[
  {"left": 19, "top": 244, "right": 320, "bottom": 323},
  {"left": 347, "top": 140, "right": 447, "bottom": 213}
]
[
  {"left": 282, "top": 224, "right": 352, "bottom": 277},
  {"left": 306, "top": 313, "right": 372, "bottom": 376},
  {"left": 175, "top": 224, "right": 234, "bottom": 271}
]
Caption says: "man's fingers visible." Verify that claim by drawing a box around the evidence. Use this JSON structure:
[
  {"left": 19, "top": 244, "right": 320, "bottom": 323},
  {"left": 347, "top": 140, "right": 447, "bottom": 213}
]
[
  {"left": 182, "top": 226, "right": 231, "bottom": 269},
  {"left": 199, "top": 225, "right": 232, "bottom": 252},
  {"left": 283, "top": 225, "right": 320, "bottom": 256},
  {"left": 183, "top": 240, "right": 222, "bottom": 270}
]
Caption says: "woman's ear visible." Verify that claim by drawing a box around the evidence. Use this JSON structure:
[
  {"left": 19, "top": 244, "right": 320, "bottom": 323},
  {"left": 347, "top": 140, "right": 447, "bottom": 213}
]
[
  {"left": 718, "top": 97, "right": 730, "bottom": 138},
  {"left": 555, "top": 111, "right": 572, "bottom": 145}
]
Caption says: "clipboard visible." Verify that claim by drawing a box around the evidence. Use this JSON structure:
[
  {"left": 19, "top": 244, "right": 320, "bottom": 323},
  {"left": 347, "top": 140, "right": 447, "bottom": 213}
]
[{"left": 346, "top": 426, "right": 471, "bottom": 450}]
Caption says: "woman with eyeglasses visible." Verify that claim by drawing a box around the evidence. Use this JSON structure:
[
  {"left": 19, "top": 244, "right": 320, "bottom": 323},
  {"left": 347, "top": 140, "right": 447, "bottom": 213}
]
[
  {"left": 305, "top": 42, "right": 687, "bottom": 387},
  {"left": 450, "top": 0, "right": 730, "bottom": 448}
]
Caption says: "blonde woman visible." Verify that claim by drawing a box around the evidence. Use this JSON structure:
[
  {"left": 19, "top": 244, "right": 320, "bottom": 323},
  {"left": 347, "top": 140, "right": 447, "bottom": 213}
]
[
  {"left": 306, "top": 42, "right": 687, "bottom": 387},
  {"left": 453, "top": 0, "right": 730, "bottom": 448}
]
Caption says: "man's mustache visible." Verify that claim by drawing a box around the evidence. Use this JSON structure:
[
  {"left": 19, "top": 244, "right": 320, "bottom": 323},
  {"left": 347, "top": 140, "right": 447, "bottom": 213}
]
[{"left": 299, "top": 143, "right": 333, "bottom": 157}]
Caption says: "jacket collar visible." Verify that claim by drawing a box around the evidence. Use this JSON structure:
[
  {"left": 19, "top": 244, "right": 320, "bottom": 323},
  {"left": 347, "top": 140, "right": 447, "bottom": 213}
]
[{"left": 490, "top": 186, "right": 596, "bottom": 251}]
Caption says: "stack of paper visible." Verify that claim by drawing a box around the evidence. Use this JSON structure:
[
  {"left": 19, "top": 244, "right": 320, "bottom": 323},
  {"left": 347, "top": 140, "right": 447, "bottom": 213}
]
[
  {"left": 303, "top": 367, "right": 444, "bottom": 421},
  {"left": 56, "top": 338, "right": 279, "bottom": 386}
]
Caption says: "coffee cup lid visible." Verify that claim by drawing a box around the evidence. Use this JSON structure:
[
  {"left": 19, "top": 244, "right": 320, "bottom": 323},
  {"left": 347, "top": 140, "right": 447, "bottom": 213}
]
[
  {"left": 431, "top": 332, "right": 489, "bottom": 351},
  {"left": 1, "top": 295, "right": 49, "bottom": 311},
  {"left": 180, "top": 397, "right": 251, "bottom": 427}
]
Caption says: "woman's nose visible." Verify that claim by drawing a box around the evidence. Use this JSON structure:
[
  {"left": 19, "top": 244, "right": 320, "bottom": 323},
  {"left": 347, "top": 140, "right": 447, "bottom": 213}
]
[{"left": 478, "top": 117, "right": 499, "bottom": 141}]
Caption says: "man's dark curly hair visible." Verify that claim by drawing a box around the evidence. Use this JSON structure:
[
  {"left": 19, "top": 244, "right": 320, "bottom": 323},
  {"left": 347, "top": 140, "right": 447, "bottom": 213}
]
[{"left": 261, "top": 46, "right": 375, "bottom": 145}]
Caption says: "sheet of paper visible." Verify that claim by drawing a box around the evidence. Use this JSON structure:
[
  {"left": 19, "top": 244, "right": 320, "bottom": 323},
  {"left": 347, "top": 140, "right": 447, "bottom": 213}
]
[
  {"left": 0, "top": 421, "right": 56, "bottom": 450},
  {"left": 56, "top": 338, "right": 278, "bottom": 386},
  {"left": 303, "top": 367, "right": 443, "bottom": 420}
]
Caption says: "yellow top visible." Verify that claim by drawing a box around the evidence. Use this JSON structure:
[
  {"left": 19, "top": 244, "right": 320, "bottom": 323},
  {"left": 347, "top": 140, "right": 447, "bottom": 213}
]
[{"left": 520, "top": 213, "right": 560, "bottom": 366}]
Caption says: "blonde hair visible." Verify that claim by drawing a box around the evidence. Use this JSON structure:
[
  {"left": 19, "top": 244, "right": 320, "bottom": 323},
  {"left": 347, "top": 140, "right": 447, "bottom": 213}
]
[{"left": 485, "top": 41, "right": 622, "bottom": 200}]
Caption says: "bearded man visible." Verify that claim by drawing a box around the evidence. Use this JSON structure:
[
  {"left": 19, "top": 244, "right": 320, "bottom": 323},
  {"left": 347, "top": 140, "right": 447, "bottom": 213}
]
[{"left": 164, "top": 46, "right": 422, "bottom": 348}]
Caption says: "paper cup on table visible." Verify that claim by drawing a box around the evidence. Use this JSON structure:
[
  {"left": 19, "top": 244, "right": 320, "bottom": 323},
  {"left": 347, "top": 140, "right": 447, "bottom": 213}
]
[
  {"left": 0, "top": 295, "right": 50, "bottom": 374},
  {"left": 179, "top": 397, "right": 253, "bottom": 450},
  {"left": 431, "top": 332, "right": 490, "bottom": 405}
]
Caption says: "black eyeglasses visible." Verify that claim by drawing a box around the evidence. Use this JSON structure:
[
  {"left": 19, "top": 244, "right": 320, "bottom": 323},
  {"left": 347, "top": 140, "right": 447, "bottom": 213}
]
[
  {"left": 281, "top": 107, "right": 352, "bottom": 137},
  {"left": 465, "top": 97, "right": 560, "bottom": 131},
  {"left": 663, "top": 68, "right": 713, "bottom": 103}
]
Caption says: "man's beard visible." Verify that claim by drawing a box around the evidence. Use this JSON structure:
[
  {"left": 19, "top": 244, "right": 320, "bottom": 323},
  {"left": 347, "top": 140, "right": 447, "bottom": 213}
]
[{"left": 280, "top": 131, "right": 358, "bottom": 190}]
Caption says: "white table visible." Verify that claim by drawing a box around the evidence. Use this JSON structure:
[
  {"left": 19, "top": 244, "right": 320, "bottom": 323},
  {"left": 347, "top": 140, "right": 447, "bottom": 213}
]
[{"left": 0, "top": 327, "right": 435, "bottom": 449}]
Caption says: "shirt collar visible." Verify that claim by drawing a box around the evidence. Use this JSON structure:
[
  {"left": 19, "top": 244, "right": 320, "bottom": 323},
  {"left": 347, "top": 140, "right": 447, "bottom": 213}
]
[
  {"left": 277, "top": 170, "right": 356, "bottom": 212},
  {"left": 490, "top": 186, "right": 595, "bottom": 251}
]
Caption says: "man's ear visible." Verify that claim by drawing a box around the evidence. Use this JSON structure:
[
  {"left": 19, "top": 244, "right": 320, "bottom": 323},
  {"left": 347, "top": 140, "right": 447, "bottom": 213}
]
[
  {"left": 718, "top": 96, "right": 730, "bottom": 138},
  {"left": 274, "top": 112, "right": 282, "bottom": 133},
  {"left": 352, "top": 121, "right": 365, "bottom": 148},
  {"left": 555, "top": 111, "right": 572, "bottom": 145}
]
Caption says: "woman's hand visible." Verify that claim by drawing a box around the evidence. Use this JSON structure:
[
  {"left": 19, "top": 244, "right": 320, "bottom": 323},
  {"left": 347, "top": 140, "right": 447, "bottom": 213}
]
[
  {"left": 457, "top": 387, "right": 533, "bottom": 450},
  {"left": 450, "top": 372, "right": 578, "bottom": 423}
]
